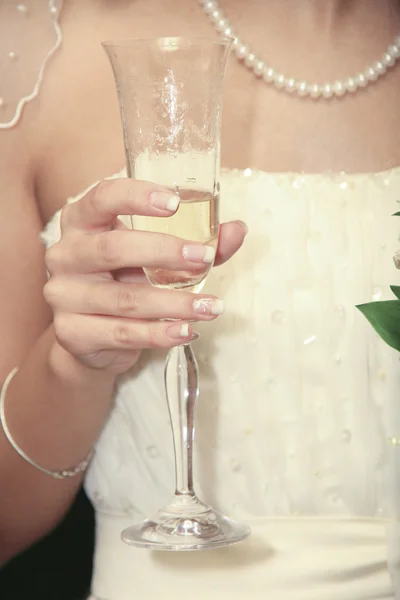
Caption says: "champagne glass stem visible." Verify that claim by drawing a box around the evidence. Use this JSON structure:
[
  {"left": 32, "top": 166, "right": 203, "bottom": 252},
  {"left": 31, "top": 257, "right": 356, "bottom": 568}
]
[{"left": 165, "top": 343, "right": 198, "bottom": 498}]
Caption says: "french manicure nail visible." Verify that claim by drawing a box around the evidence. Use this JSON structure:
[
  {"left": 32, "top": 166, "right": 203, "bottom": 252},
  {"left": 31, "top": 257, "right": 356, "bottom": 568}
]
[
  {"left": 182, "top": 244, "right": 216, "bottom": 264},
  {"left": 167, "top": 323, "right": 196, "bottom": 339},
  {"left": 193, "top": 298, "right": 225, "bottom": 315},
  {"left": 180, "top": 323, "right": 190, "bottom": 337},
  {"left": 150, "top": 191, "right": 180, "bottom": 212}
]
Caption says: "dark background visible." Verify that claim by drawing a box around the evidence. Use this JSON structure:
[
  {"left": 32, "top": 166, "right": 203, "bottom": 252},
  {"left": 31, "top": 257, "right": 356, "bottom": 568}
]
[{"left": 0, "top": 488, "right": 94, "bottom": 600}]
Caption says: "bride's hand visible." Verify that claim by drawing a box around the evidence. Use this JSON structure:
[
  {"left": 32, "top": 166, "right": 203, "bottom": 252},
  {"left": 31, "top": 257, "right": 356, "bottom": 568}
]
[{"left": 43, "top": 178, "right": 247, "bottom": 373}]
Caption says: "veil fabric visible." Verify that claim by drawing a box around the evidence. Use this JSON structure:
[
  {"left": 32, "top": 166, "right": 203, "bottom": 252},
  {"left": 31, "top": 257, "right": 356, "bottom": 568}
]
[{"left": 0, "top": 0, "right": 63, "bottom": 129}]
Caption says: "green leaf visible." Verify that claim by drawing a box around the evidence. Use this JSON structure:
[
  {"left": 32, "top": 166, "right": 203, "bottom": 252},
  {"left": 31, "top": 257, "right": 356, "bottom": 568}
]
[
  {"left": 393, "top": 212, "right": 400, "bottom": 216},
  {"left": 391, "top": 286, "right": 400, "bottom": 301},
  {"left": 357, "top": 300, "right": 400, "bottom": 352}
]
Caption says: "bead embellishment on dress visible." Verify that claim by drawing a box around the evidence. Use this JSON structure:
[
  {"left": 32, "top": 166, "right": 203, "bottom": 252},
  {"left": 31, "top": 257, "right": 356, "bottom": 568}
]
[
  {"left": 271, "top": 310, "right": 287, "bottom": 324},
  {"left": 377, "top": 369, "right": 386, "bottom": 380},
  {"left": 341, "top": 430, "right": 352, "bottom": 443},
  {"left": 16, "top": 4, "right": 28, "bottom": 13},
  {"left": 145, "top": 445, "right": 161, "bottom": 459},
  {"left": 375, "top": 175, "right": 392, "bottom": 189},
  {"left": 230, "top": 458, "right": 242, "bottom": 472},
  {"left": 388, "top": 437, "right": 400, "bottom": 446},
  {"left": 335, "top": 304, "right": 346, "bottom": 317},
  {"left": 292, "top": 177, "right": 306, "bottom": 190}
]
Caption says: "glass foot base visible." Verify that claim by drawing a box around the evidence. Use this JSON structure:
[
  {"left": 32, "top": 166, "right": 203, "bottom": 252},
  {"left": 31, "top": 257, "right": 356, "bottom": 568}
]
[{"left": 121, "top": 509, "right": 250, "bottom": 551}]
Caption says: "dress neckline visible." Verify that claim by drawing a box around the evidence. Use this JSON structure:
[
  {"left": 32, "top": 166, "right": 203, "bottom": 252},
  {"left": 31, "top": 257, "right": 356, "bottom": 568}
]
[
  {"left": 109, "top": 163, "right": 400, "bottom": 181},
  {"left": 64, "top": 163, "right": 400, "bottom": 208},
  {"left": 223, "top": 164, "right": 400, "bottom": 180}
]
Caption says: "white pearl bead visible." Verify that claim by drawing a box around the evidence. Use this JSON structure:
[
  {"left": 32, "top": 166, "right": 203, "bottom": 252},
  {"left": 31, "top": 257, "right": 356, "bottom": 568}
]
[
  {"left": 274, "top": 74, "right": 286, "bottom": 89},
  {"left": 216, "top": 18, "right": 226, "bottom": 31},
  {"left": 296, "top": 81, "right": 308, "bottom": 96},
  {"left": 263, "top": 67, "right": 275, "bottom": 83},
  {"left": 345, "top": 77, "right": 357, "bottom": 92},
  {"left": 374, "top": 60, "right": 386, "bottom": 75},
  {"left": 223, "top": 27, "right": 233, "bottom": 37},
  {"left": 253, "top": 60, "right": 265, "bottom": 76},
  {"left": 244, "top": 52, "right": 256, "bottom": 68},
  {"left": 49, "top": 5, "right": 58, "bottom": 15},
  {"left": 232, "top": 37, "right": 240, "bottom": 49},
  {"left": 388, "top": 44, "right": 400, "bottom": 58},
  {"left": 8, "top": 51, "right": 17, "bottom": 60},
  {"left": 309, "top": 83, "right": 321, "bottom": 99},
  {"left": 365, "top": 67, "right": 378, "bottom": 82},
  {"left": 16, "top": 4, "right": 28, "bottom": 13},
  {"left": 0, "top": 98, "right": 4, "bottom": 108},
  {"left": 383, "top": 52, "right": 396, "bottom": 67},
  {"left": 203, "top": 0, "right": 216, "bottom": 13},
  {"left": 236, "top": 44, "right": 249, "bottom": 60},
  {"left": 356, "top": 73, "right": 368, "bottom": 87},
  {"left": 322, "top": 83, "right": 333, "bottom": 98},
  {"left": 285, "top": 78, "right": 296, "bottom": 93},
  {"left": 333, "top": 81, "right": 345, "bottom": 97},
  {"left": 304, "top": 84, "right": 313, "bottom": 96}
]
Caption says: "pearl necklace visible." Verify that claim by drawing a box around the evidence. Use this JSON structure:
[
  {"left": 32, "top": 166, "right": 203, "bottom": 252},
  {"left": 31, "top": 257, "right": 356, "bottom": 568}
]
[{"left": 199, "top": 0, "right": 400, "bottom": 99}]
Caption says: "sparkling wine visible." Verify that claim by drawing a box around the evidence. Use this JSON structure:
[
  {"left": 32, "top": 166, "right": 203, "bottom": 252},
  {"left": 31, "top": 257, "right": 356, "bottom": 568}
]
[{"left": 133, "top": 189, "right": 219, "bottom": 291}]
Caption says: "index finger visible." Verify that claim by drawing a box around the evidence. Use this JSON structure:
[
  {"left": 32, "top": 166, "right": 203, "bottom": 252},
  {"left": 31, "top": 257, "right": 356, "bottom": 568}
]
[{"left": 61, "top": 178, "right": 180, "bottom": 233}]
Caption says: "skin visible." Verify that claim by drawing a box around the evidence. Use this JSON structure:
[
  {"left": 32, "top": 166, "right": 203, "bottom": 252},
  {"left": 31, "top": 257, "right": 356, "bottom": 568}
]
[{"left": 1, "top": 0, "right": 400, "bottom": 563}]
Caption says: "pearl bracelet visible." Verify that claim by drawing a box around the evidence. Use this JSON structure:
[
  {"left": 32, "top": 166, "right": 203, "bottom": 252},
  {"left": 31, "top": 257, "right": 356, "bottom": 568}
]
[{"left": 0, "top": 368, "right": 93, "bottom": 479}]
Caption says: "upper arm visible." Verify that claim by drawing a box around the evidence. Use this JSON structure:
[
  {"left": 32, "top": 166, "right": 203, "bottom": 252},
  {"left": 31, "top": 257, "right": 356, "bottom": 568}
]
[{"left": 0, "top": 128, "right": 52, "bottom": 382}]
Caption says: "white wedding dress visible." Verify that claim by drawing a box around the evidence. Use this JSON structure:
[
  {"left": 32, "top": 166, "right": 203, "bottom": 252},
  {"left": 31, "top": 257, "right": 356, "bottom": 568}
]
[
  {"left": 3, "top": 1, "right": 400, "bottom": 598},
  {"left": 42, "top": 165, "right": 400, "bottom": 600}
]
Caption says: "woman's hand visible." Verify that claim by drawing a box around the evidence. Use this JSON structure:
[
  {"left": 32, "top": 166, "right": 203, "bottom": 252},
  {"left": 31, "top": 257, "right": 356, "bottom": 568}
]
[{"left": 44, "top": 179, "right": 247, "bottom": 374}]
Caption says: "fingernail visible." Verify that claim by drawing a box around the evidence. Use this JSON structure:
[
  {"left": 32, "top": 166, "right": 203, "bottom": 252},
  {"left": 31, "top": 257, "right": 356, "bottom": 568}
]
[
  {"left": 150, "top": 191, "right": 180, "bottom": 212},
  {"left": 236, "top": 220, "right": 249, "bottom": 235},
  {"left": 180, "top": 323, "right": 190, "bottom": 337},
  {"left": 167, "top": 323, "right": 198, "bottom": 339},
  {"left": 193, "top": 298, "right": 225, "bottom": 315},
  {"left": 182, "top": 244, "right": 216, "bottom": 264}
]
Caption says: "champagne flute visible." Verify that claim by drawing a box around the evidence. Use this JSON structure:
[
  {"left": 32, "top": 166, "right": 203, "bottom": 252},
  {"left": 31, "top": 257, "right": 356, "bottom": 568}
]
[{"left": 103, "top": 36, "right": 250, "bottom": 551}]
